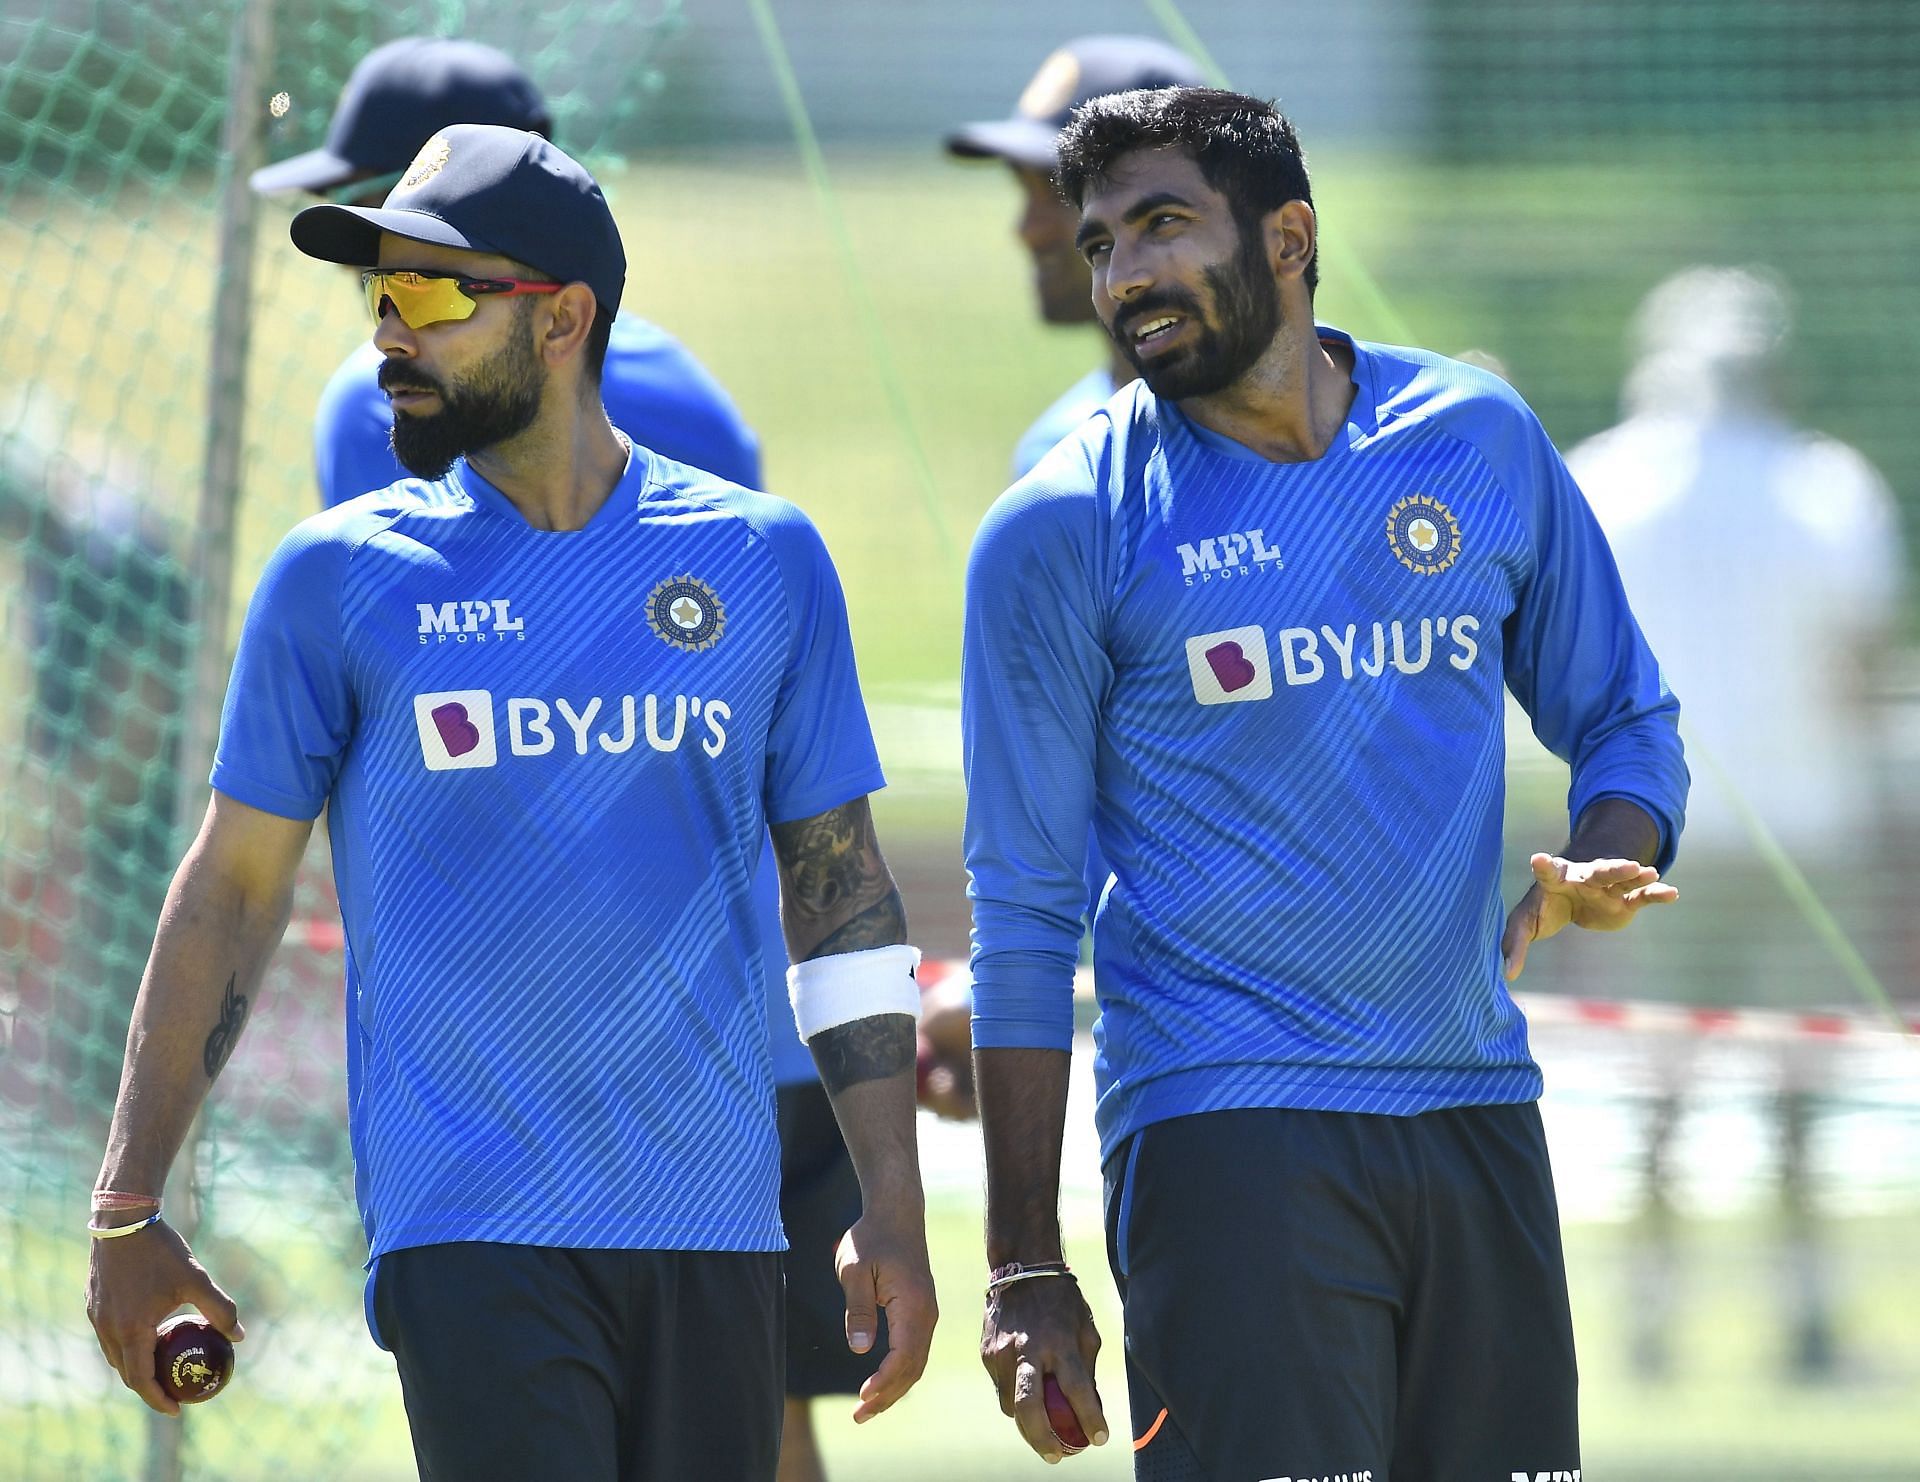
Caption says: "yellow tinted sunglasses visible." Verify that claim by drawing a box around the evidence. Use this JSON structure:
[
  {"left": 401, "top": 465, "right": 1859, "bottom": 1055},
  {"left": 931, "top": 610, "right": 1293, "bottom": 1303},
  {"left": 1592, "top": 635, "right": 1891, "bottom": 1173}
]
[{"left": 361, "top": 270, "right": 563, "bottom": 329}]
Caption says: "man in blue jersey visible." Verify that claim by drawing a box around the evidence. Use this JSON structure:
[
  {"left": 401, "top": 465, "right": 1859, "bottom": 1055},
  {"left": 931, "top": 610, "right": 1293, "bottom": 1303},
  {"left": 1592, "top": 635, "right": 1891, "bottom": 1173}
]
[
  {"left": 252, "top": 42, "right": 889, "bottom": 1479},
  {"left": 250, "top": 36, "right": 764, "bottom": 505},
  {"left": 86, "top": 126, "right": 935, "bottom": 1482},
  {"left": 947, "top": 36, "right": 1204, "bottom": 484},
  {"left": 964, "top": 89, "right": 1688, "bottom": 1478}
]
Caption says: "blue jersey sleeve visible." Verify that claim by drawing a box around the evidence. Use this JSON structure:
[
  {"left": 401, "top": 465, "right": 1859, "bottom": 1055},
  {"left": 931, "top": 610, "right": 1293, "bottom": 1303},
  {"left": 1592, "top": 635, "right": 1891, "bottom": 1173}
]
[
  {"left": 209, "top": 517, "right": 360, "bottom": 818},
  {"left": 758, "top": 502, "right": 885, "bottom": 824},
  {"left": 961, "top": 439, "right": 1112, "bottom": 1051},
  {"left": 1471, "top": 392, "right": 1689, "bottom": 869},
  {"left": 314, "top": 346, "right": 405, "bottom": 510}
]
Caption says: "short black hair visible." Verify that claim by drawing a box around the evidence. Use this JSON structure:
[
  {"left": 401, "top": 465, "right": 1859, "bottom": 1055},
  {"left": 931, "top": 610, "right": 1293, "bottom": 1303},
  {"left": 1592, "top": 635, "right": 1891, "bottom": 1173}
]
[{"left": 1056, "top": 87, "right": 1318, "bottom": 296}]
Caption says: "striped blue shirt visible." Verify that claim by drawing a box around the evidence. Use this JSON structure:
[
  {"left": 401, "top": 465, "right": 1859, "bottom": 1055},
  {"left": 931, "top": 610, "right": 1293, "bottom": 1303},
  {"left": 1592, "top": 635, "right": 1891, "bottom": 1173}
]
[
  {"left": 213, "top": 447, "right": 882, "bottom": 1275},
  {"left": 963, "top": 329, "right": 1687, "bottom": 1161}
]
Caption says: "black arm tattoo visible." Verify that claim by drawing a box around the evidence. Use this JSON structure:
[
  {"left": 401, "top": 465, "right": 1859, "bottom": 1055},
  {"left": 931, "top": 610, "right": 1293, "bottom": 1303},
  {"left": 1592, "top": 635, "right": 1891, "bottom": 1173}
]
[
  {"left": 769, "top": 797, "right": 907, "bottom": 959},
  {"left": 809, "top": 1013, "right": 916, "bottom": 1094},
  {"left": 202, "top": 973, "right": 249, "bottom": 1080}
]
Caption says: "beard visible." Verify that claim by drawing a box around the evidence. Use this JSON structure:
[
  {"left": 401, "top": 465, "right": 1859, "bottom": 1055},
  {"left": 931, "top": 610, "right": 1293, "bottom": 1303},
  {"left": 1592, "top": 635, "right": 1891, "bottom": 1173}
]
[
  {"left": 381, "top": 319, "right": 546, "bottom": 480},
  {"left": 1110, "top": 224, "right": 1283, "bottom": 401}
]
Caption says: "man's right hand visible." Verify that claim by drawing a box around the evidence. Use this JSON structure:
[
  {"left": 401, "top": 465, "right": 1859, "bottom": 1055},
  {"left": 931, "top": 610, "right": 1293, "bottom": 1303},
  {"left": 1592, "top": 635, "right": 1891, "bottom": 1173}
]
[
  {"left": 86, "top": 1220, "right": 243, "bottom": 1416},
  {"left": 981, "top": 1272, "right": 1106, "bottom": 1463}
]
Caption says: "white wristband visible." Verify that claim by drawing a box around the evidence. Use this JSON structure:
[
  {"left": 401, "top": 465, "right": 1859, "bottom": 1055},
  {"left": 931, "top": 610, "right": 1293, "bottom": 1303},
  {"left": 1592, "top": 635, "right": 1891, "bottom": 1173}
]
[{"left": 788, "top": 944, "right": 922, "bottom": 1042}]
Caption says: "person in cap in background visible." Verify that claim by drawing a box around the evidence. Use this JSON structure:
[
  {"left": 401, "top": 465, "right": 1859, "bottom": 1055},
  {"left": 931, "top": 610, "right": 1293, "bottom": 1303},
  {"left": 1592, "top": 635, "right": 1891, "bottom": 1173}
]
[
  {"left": 944, "top": 38, "right": 1207, "bottom": 968},
  {"left": 86, "top": 124, "right": 935, "bottom": 1482},
  {"left": 256, "top": 42, "right": 912, "bottom": 1479},
  {"left": 251, "top": 36, "right": 762, "bottom": 508},
  {"left": 1569, "top": 265, "right": 1906, "bottom": 1381},
  {"left": 947, "top": 36, "right": 1206, "bottom": 483}
]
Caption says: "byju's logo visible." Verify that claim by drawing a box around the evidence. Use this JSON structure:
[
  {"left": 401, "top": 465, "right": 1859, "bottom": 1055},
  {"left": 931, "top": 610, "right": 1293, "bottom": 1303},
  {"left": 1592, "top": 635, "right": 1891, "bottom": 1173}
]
[
  {"left": 413, "top": 690, "right": 498, "bottom": 770},
  {"left": 1511, "top": 1472, "right": 1580, "bottom": 1482},
  {"left": 416, "top": 600, "right": 527, "bottom": 644},
  {"left": 1185, "top": 625, "right": 1273, "bottom": 705}
]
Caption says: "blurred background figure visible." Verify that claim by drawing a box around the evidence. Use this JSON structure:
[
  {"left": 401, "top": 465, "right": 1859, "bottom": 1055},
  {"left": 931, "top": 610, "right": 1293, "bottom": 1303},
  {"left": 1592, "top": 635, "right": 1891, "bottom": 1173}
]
[
  {"left": 945, "top": 35, "right": 1204, "bottom": 483},
  {"left": 1569, "top": 264, "right": 1907, "bottom": 1381}
]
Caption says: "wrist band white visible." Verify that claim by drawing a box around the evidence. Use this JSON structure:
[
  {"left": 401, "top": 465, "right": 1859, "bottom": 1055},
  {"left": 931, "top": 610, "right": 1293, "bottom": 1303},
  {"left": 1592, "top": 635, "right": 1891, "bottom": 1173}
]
[
  {"left": 88, "top": 1211, "right": 163, "bottom": 1240},
  {"left": 788, "top": 943, "right": 922, "bottom": 1042}
]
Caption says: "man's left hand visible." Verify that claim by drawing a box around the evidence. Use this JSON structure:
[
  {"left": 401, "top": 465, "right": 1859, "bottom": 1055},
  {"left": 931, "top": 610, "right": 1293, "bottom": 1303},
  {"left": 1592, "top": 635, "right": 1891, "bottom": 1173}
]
[
  {"left": 836, "top": 1204, "right": 937, "bottom": 1424},
  {"left": 1501, "top": 852, "right": 1678, "bottom": 980}
]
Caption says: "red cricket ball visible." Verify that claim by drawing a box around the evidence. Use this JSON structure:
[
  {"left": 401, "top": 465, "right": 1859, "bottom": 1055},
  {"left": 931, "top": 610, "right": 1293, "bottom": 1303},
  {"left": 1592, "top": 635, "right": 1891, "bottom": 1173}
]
[
  {"left": 153, "top": 1315, "right": 234, "bottom": 1404},
  {"left": 1043, "top": 1373, "right": 1090, "bottom": 1453}
]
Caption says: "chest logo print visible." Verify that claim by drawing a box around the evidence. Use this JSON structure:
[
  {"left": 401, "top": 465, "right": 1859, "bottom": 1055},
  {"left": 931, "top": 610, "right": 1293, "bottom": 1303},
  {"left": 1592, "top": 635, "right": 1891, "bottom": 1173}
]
[
  {"left": 1385, "top": 494, "right": 1461, "bottom": 576},
  {"left": 1185, "top": 625, "right": 1274, "bottom": 706},
  {"left": 645, "top": 575, "right": 727, "bottom": 652}
]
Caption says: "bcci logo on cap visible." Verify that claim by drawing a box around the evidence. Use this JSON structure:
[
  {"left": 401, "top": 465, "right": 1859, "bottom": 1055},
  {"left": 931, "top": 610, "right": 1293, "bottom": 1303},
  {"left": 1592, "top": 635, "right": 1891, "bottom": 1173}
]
[
  {"left": 646, "top": 575, "right": 726, "bottom": 652},
  {"left": 414, "top": 689, "right": 497, "bottom": 770},
  {"left": 398, "top": 132, "right": 453, "bottom": 193}
]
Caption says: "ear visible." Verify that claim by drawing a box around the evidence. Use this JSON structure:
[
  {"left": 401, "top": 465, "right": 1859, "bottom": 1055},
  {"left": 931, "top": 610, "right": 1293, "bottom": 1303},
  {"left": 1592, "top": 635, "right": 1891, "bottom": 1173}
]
[
  {"left": 1264, "top": 200, "right": 1317, "bottom": 289},
  {"left": 537, "top": 282, "right": 599, "bottom": 372}
]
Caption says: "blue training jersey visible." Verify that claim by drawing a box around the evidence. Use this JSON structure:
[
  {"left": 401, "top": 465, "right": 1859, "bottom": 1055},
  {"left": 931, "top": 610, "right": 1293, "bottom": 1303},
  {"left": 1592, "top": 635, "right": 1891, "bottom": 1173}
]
[
  {"left": 312, "top": 322, "right": 822, "bottom": 1089},
  {"left": 213, "top": 446, "right": 882, "bottom": 1289},
  {"left": 963, "top": 329, "right": 1688, "bottom": 1161}
]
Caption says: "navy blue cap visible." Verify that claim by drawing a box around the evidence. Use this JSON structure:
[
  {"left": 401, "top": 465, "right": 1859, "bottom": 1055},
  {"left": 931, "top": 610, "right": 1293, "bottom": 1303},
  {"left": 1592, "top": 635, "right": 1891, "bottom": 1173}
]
[
  {"left": 289, "top": 124, "right": 625, "bottom": 315},
  {"left": 251, "top": 37, "right": 550, "bottom": 196},
  {"left": 946, "top": 35, "right": 1207, "bottom": 170}
]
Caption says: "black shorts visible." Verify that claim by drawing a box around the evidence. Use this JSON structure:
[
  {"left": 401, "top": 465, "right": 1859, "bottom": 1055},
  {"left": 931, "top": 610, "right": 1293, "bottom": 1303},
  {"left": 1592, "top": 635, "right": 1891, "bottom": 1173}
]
[
  {"left": 777, "top": 1080, "right": 887, "bottom": 1398},
  {"left": 1104, "top": 1104, "right": 1580, "bottom": 1482},
  {"left": 373, "top": 1241, "right": 783, "bottom": 1482}
]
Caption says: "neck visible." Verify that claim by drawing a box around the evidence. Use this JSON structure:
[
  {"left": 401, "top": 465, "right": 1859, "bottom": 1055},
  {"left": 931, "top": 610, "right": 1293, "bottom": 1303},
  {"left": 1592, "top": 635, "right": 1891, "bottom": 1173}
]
[
  {"left": 1177, "top": 315, "right": 1356, "bottom": 462},
  {"left": 465, "top": 392, "right": 629, "bottom": 531}
]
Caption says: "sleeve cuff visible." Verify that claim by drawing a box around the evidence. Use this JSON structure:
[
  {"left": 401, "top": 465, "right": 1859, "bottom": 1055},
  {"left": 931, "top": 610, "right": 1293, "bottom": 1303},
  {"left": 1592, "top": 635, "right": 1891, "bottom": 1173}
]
[{"left": 969, "top": 952, "right": 1078, "bottom": 1051}]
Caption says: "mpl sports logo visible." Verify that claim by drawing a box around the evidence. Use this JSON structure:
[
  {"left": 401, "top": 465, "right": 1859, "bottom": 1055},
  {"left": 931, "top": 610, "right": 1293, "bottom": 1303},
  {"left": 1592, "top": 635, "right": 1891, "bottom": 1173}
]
[
  {"left": 1176, "top": 528, "right": 1283, "bottom": 587},
  {"left": 417, "top": 599, "right": 526, "bottom": 644},
  {"left": 412, "top": 689, "right": 731, "bottom": 770}
]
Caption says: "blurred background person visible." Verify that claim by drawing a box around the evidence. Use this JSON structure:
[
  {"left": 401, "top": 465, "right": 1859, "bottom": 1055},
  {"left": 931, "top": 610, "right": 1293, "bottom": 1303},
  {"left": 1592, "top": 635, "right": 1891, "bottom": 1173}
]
[
  {"left": 1569, "top": 264, "right": 1907, "bottom": 1380},
  {"left": 940, "top": 38, "right": 1207, "bottom": 1041},
  {"left": 946, "top": 35, "right": 1204, "bottom": 483}
]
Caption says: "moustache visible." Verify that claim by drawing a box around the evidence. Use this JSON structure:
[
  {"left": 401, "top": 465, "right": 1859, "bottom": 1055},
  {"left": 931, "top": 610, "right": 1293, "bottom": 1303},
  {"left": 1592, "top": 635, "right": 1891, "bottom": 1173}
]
[
  {"left": 377, "top": 361, "right": 445, "bottom": 399},
  {"left": 1113, "top": 288, "right": 1204, "bottom": 343}
]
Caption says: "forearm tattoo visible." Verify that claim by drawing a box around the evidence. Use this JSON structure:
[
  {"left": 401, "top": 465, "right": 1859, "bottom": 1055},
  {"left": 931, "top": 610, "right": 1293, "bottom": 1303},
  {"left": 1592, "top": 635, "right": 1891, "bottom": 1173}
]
[
  {"left": 770, "top": 798, "right": 905, "bottom": 958},
  {"left": 202, "top": 973, "right": 248, "bottom": 1080},
  {"left": 809, "top": 1013, "right": 916, "bottom": 1094}
]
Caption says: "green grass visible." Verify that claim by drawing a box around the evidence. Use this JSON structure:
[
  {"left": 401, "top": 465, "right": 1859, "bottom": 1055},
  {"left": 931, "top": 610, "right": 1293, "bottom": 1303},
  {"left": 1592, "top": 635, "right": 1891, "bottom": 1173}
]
[{"left": 7, "top": 1183, "right": 1917, "bottom": 1481}]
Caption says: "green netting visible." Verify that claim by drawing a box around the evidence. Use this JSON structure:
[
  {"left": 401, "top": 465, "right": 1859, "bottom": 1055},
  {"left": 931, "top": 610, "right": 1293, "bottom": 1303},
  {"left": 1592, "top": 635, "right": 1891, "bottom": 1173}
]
[{"left": 2, "top": 2, "right": 1917, "bottom": 1478}]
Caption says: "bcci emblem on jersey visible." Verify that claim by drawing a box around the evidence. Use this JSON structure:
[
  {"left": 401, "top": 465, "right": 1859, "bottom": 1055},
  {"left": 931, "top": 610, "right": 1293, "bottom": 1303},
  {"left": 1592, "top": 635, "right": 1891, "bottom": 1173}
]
[
  {"left": 645, "top": 575, "right": 727, "bottom": 653},
  {"left": 1385, "top": 494, "right": 1461, "bottom": 576}
]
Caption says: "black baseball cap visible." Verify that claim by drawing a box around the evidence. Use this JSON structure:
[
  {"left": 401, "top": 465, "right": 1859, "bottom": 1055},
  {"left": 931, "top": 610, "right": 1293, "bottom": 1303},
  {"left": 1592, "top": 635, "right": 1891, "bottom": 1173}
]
[
  {"left": 289, "top": 124, "right": 625, "bottom": 315},
  {"left": 250, "top": 37, "right": 550, "bottom": 196},
  {"left": 946, "top": 35, "right": 1207, "bottom": 171}
]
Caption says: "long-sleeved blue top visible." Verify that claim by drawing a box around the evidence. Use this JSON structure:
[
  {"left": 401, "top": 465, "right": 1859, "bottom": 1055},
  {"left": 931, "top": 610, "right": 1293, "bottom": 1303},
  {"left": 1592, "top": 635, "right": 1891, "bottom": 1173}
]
[{"left": 962, "top": 329, "right": 1688, "bottom": 1160}]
